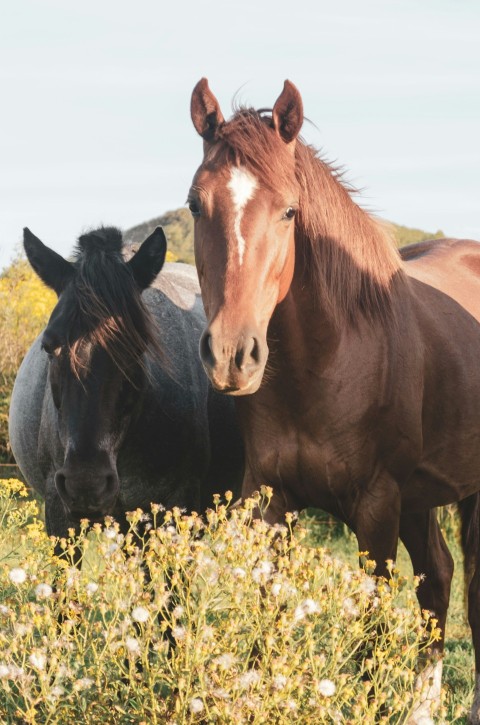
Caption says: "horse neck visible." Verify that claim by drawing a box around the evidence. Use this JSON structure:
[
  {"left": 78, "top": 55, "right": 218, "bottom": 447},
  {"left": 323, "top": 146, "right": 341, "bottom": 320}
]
[
  {"left": 267, "top": 270, "right": 341, "bottom": 380},
  {"left": 293, "top": 149, "right": 402, "bottom": 328},
  {"left": 265, "top": 250, "right": 407, "bottom": 399}
]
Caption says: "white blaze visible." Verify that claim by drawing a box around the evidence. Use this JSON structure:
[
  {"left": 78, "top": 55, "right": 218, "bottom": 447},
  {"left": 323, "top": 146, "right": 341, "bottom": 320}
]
[{"left": 227, "top": 166, "right": 258, "bottom": 266}]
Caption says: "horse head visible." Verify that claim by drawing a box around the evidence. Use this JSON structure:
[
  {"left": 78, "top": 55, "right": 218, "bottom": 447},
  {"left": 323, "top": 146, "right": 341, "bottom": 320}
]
[
  {"left": 189, "top": 78, "right": 303, "bottom": 395},
  {"left": 24, "top": 226, "right": 166, "bottom": 521}
]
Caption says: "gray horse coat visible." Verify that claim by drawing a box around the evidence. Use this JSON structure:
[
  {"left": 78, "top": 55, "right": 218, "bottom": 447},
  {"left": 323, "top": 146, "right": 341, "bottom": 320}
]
[{"left": 9, "top": 226, "right": 243, "bottom": 537}]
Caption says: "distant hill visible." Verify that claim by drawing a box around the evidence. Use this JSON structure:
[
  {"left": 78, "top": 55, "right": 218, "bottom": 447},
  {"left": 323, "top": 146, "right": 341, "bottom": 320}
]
[
  {"left": 389, "top": 222, "right": 444, "bottom": 247},
  {"left": 125, "top": 208, "right": 194, "bottom": 264},
  {"left": 125, "top": 208, "right": 444, "bottom": 265}
]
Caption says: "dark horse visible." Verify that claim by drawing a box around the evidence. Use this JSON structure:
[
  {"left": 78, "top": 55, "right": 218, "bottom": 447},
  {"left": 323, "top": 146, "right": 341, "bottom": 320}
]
[
  {"left": 9, "top": 226, "right": 243, "bottom": 544},
  {"left": 189, "top": 78, "right": 480, "bottom": 722}
]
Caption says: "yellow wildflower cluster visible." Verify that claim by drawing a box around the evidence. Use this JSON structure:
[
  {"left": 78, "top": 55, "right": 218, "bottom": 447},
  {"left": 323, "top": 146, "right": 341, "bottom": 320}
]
[{"left": 0, "top": 482, "right": 442, "bottom": 723}]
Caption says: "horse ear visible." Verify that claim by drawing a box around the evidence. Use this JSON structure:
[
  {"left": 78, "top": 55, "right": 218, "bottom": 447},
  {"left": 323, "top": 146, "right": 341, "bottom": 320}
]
[
  {"left": 23, "top": 228, "right": 74, "bottom": 296},
  {"left": 272, "top": 80, "right": 303, "bottom": 144},
  {"left": 128, "top": 226, "right": 167, "bottom": 290},
  {"left": 191, "top": 78, "right": 225, "bottom": 142}
]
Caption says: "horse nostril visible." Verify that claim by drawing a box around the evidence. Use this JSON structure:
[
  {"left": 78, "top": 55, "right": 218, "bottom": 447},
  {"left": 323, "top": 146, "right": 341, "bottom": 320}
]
[
  {"left": 200, "top": 332, "right": 215, "bottom": 368},
  {"left": 250, "top": 337, "right": 261, "bottom": 364},
  {"left": 236, "top": 336, "right": 261, "bottom": 370}
]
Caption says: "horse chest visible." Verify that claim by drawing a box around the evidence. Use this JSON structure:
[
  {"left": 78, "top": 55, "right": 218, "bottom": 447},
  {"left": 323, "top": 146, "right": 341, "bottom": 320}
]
[{"left": 244, "top": 411, "right": 371, "bottom": 513}]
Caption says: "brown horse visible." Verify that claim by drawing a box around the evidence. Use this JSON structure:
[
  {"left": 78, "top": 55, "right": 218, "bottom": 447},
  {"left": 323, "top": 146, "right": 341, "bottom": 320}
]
[{"left": 189, "top": 78, "right": 480, "bottom": 722}]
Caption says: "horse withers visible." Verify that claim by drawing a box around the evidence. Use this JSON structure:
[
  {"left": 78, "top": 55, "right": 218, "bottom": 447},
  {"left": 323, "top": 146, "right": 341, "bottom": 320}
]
[
  {"left": 9, "top": 225, "right": 243, "bottom": 544},
  {"left": 189, "top": 78, "right": 480, "bottom": 722}
]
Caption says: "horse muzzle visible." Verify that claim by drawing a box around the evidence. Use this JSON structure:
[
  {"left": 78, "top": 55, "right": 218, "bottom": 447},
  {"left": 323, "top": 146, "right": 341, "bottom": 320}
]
[
  {"left": 199, "top": 326, "right": 268, "bottom": 395},
  {"left": 55, "top": 465, "right": 120, "bottom": 523}
]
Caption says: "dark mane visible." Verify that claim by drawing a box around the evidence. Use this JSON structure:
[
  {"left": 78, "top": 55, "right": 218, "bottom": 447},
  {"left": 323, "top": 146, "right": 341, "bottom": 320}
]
[
  {"left": 206, "top": 107, "right": 405, "bottom": 325},
  {"left": 67, "top": 227, "right": 162, "bottom": 380}
]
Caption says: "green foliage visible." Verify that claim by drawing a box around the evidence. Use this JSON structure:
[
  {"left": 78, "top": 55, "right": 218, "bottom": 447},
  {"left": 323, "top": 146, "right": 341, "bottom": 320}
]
[
  {"left": 0, "top": 259, "right": 56, "bottom": 463},
  {"left": 125, "top": 208, "right": 194, "bottom": 264},
  {"left": 0, "top": 483, "right": 443, "bottom": 724}
]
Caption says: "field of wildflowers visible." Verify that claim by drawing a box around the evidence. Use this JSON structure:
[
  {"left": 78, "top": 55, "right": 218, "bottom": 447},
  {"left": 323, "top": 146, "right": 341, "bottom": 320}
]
[{"left": 0, "top": 478, "right": 471, "bottom": 723}]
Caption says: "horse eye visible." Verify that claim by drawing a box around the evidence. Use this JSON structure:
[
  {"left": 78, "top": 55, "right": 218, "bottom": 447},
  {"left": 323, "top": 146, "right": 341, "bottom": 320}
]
[
  {"left": 188, "top": 199, "right": 201, "bottom": 218},
  {"left": 41, "top": 341, "right": 61, "bottom": 357},
  {"left": 283, "top": 207, "right": 297, "bottom": 220}
]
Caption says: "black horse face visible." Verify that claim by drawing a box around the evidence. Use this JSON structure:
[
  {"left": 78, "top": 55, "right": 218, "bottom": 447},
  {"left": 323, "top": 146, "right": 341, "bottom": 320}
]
[
  {"left": 24, "top": 226, "right": 166, "bottom": 522},
  {"left": 43, "top": 325, "right": 143, "bottom": 521}
]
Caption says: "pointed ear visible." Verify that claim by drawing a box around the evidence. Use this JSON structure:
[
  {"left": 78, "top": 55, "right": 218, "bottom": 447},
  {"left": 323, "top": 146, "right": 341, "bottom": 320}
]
[
  {"left": 191, "top": 78, "right": 225, "bottom": 142},
  {"left": 272, "top": 80, "right": 303, "bottom": 144},
  {"left": 23, "top": 228, "right": 74, "bottom": 296},
  {"left": 128, "top": 226, "right": 167, "bottom": 290}
]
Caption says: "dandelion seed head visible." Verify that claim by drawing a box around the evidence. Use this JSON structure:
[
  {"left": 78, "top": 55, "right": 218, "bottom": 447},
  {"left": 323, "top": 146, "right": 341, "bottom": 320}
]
[
  {"left": 189, "top": 697, "right": 204, "bottom": 714},
  {"left": 0, "top": 664, "right": 10, "bottom": 678},
  {"left": 271, "top": 582, "right": 282, "bottom": 596},
  {"left": 273, "top": 674, "right": 288, "bottom": 690},
  {"left": 343, "top": 597, "right": 360, "bottom": 618},
  {"left": 74, "top": 677, "right": 94, "bottom": 691},
  {"left": 50, "top": 685, "right": 65, "bottom": 698},
  {"left": 360, "top": 576, "right": 376, "bottom": 595},
  {"left": 9, "top": 567, "right": 27, "bottom": 584},
  {"left": 7, "top": 664, "right": 24, "bottom": 680},
  {"left": 252, "top": 560, "right": 273, "bottom": 582},
  {"left": 35, "top": 583, "right": 53, "bottom": 599},
  {"left": 301, "top": 598, "right": 320, "bottom": 615},
  {"left": 172, "top": 605, "right": 184, "bottom": 619},
  {"left": 293, "top": 605, "right": 305, "bottom": 622},
  {"left": 125, "top": 636, "right": 141, "bottom": 654},
  {"left": 317, "top": 678, "right": 336, "bottom": 697},
  {"left": 29, "top": 651, "right": 46, "bottom": 670},
  {"left": 214, "top": 653, "right": 236, "bottom": 670},
  {"left": 131, "top": 606, "right": 149, "bottom": 623},
  {"left": 238, "top": 670, "right": 261, "bottom": 689},
  {"left": 172, "top": 626, "right": 186, "bottom": 641}
]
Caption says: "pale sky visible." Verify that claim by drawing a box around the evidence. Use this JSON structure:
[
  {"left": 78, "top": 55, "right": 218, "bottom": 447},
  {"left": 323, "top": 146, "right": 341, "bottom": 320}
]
[{"left": 1, "top": 0, "right": 479, "bottom": 272}]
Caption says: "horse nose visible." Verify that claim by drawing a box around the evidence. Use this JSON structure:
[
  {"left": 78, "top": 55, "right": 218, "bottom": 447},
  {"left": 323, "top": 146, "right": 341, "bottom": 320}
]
[
  {"left": 199, "top": 325, "right": 267, "bottom": 393},
  {"left": 55, "top": 467, "right": 119, "bottom": 520},
  {"left": 200, "top": 328, "right": 262, "bottom": 372}
]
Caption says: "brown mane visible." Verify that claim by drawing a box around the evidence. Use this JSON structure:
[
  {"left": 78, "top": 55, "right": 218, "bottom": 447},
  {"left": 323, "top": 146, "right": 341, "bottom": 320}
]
[{"left": 207, "top": 108, "right": 405, "bottom": 325}]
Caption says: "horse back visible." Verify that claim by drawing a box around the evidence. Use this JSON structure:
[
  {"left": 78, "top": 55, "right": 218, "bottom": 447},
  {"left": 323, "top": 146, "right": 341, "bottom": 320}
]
[{"left": 403, "top": 238, "right": 480, "bottom": 323}]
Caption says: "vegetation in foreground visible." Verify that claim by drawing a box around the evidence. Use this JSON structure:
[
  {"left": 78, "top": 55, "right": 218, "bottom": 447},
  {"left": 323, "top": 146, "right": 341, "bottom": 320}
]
[{"left": 0, "top": 479, "right": 472, "bottom": 724}]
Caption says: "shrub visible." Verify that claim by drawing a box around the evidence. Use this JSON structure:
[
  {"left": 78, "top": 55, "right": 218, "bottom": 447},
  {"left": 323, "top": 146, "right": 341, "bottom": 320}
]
[
  {"left": 0, "top": 259, "right": 56, "bottom": 463},
  {"left": 0, "top": 481, "right": 440, "bottom": 724}
]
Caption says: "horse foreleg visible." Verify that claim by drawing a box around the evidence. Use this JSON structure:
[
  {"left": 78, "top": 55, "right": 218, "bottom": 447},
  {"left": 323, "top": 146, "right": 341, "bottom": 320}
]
[
  {"left": 458, "top": 493, "right": 480, "bottom": 725},
  {"left": 467, "top": 563, "right": 480, "bottom": 725},
  {"left": 399, "top": 509, "right": 454, "bottom": 724},
  {"left": 352, "top": 475, "right": 401, "bottom": 577}
]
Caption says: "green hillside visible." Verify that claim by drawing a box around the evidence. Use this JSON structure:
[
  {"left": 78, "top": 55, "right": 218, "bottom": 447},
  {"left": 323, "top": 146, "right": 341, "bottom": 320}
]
[
  {"left": 125, "top": 208, "right": 195, "bottom": 264},
  {"left": 125, "top": 208, "right": 444, "bottom": 265},
  {"left": 390, "top": 222, "right": 444, "bottom": 247}
]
